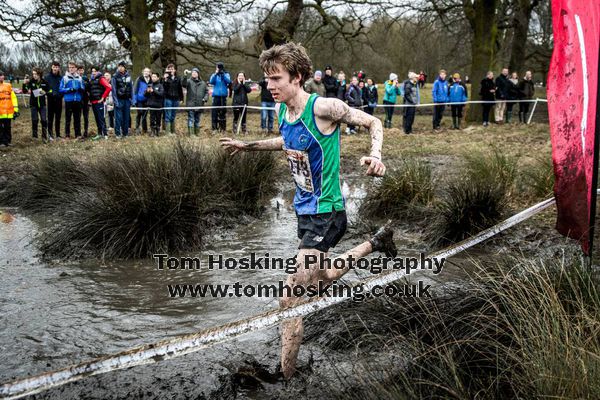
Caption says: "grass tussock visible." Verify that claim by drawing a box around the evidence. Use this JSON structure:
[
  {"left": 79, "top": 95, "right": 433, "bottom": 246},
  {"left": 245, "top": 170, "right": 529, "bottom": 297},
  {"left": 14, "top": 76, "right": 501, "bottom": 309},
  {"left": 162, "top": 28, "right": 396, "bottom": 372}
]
[
  {"left": 360, "top": 158, "right": 434, "bottom": 220},
  {"left": 520, "top": 155, "right": 555, "bottom": 200},
  {"left": 307, "top": 258, "right": 600, "bottom": 399},
  {"left": 3, "top": 140, "right": 275, "bottom": 259},
  {"left": 427, "top": 149, "right": 517, "bottom": 247}
]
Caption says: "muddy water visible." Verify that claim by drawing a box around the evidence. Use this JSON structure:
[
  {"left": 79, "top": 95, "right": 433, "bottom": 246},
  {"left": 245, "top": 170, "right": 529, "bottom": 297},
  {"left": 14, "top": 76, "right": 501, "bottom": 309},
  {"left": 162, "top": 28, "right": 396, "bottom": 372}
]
[{"left": 0, "top": 175, "right": 432, "bottom": 392}]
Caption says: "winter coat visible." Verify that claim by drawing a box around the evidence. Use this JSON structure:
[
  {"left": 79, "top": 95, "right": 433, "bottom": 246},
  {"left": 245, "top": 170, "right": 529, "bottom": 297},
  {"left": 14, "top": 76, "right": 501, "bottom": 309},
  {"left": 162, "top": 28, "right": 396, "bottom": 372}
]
[
  {"left": 209, "top": 71, "right": 231, "bottom": 97},
  {"left": 323, "top": 74, "right": 339, "bottom": 98},
  {"left": 44, "top": 71, "right": 62, "bottom": 98},
  {"left": 258, "top": 78, "right": 274, "bottom": 103},
  {"left": 182, "top": 76, "right": 209, "bottom": 107},
  {"left": 145, "top": 81, "right": 165, "bottom": 108},
  {"left": 304, "top": 78, "right": 325, "bottom": 97},
  {"left": 365, "top": 85, "right": 378, "bottom": 107},
  {"left": 162, "top": 75, "right": 183, "bottom": 101},
  {"left": 0, "top": 82, "right": 18, "bottom": 118},
  {"left": 134, "top": 75, "right": 151, "bottom": 104},
  {"left": 495, "top": 74, "right": 510, "bottom": 100},
  {"left": 336, "top": 81, "right": 347, "bottom": 101},
  {"left": 518, "top": 78, "right": 535, "bottom": 99},
  {"left": 506, "top": 78, "right": 520, "bottom": 101},
  {"left": 345, "top": 84, "right": 362, "bottom": 107},
  {"left": 232, "top": 81, "right": 252, "bottom": 106},
  {"left": 59, "top": 72, "right": 84, "bottom": 102},
  {"left": 87, "top": 72, "right": 112, "bottom": 104},
  {"left": 448, "top": 81, "right": 468, "bottom": 103},
  {"left": 432, "top": 76, "right": 449, "bottom": 103},
  {"left": 22, "top": 78, "right": 49, "bottom": 108},
  {"left": 479, "top": 78, "right": 496, "bottom": 101},
  {"left": 111, "top": 70, "right": 133, "bottom": 107},
  {"left": 383, "top": 81, "right": 402, "bottom": 103},
  {"left": 403, "top": 80, "right": 420, "bottom": 105}
]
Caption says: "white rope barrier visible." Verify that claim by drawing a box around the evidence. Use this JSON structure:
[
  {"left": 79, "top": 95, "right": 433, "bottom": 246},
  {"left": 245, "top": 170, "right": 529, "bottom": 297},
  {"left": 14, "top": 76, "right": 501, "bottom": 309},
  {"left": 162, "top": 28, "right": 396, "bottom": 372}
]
[{"left": 0, "top": 189, "right": 570, "bottom": 400}]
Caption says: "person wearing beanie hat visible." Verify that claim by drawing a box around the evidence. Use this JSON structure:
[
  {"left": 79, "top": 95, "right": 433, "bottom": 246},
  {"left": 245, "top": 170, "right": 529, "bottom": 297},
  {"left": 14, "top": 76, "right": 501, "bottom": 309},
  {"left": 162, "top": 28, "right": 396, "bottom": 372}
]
[
  {"left": 304, "top": 70, "right": 325, "bottom": 96},
  {"left": 182, "top": 67, "right": 208, "bottom": 136},
  {"left": 323, "top": 66, "right": 338, "bottom": 98},
  {"left": 209, "top": 62, "right": 231, "bottom": 133},
  {"left": 383, "top": 72, "right": 402, "bottom": 128},
  {"left": 448, "top": 72, "right": 468, "bottom": 129},
  {"left": 0, "top": 70, "right": 19, "bottom": 146},
  {"left": 133, "top": 67, "right": 152, "bottom": 134},
  {"left": 111, "top": 60, "right": 134, "bottom": 138},
  {"left": 402, "top": 71, "right": 420, "bottom": 134}
]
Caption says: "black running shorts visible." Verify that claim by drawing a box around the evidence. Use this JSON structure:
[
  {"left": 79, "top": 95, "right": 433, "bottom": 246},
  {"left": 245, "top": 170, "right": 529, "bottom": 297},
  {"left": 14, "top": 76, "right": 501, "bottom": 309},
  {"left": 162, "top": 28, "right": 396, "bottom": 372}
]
[{"left": 297, "top": 210, "right": 348, "bottom": 252}]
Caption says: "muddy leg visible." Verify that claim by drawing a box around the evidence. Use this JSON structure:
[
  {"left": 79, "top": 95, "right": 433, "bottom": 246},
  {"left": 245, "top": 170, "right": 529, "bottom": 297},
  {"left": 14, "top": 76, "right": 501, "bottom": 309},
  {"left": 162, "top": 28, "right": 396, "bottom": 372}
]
[{"left": 280, "top": 248, "right": 321, "bottom": 380}]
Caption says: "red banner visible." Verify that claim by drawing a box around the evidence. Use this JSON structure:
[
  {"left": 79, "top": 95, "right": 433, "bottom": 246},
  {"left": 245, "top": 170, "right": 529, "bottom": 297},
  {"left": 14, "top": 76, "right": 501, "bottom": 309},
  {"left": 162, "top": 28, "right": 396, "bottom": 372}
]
[{"left": 548, "top": 0, "right": 600, "bottom": 255}]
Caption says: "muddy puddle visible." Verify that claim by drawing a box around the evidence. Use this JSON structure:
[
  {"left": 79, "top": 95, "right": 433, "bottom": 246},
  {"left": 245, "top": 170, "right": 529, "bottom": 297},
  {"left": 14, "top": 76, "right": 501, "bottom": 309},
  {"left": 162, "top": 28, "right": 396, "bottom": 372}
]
[{"left": 0, "top": 172, "right": 569, "bottom": 399}]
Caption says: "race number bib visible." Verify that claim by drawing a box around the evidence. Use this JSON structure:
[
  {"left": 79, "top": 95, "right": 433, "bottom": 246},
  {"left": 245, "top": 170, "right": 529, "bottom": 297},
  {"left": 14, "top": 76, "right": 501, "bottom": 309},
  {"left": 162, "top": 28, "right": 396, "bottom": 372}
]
[{"left": 285, "top": 149, "right": 314, "bottom": 193}]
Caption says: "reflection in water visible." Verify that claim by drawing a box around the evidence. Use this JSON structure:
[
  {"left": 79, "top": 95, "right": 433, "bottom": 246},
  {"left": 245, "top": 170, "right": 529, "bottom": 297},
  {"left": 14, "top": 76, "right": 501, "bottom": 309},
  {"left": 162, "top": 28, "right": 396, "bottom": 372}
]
[{"left": 0, "top": 178, "right": 423, "bottom": 383}]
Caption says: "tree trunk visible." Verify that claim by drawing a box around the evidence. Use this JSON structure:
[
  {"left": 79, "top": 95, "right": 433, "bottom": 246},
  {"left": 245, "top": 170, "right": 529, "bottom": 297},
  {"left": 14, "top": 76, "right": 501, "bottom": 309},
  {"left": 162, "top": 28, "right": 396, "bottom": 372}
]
[
  {"left": 261, "top": 0, "right": 304, "bottom": 48},
  {"left": 159, "top": 0, "right": 179, "bottom": 68},
  {"left": 508, "top": 0, "right": 537, "bottom": 73},
  {"left": 128, "top": 0, "right": 151, "bottom": 77},
  {"left": 466, "top": 0, "right": 498, "bottom": 122}
]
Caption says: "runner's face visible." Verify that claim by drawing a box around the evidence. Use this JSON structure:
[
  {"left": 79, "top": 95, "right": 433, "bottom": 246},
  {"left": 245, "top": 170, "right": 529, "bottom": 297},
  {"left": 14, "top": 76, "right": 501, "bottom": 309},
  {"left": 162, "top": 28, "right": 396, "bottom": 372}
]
[{"left": 265, "top": 64, "right": 301, "bottom": 103}]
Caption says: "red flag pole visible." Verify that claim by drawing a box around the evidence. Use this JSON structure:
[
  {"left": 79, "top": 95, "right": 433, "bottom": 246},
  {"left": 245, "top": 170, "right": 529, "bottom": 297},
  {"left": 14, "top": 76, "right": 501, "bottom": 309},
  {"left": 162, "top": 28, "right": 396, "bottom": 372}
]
[{"left": 587, "top": 35, "right": 600, "bottom": 264}]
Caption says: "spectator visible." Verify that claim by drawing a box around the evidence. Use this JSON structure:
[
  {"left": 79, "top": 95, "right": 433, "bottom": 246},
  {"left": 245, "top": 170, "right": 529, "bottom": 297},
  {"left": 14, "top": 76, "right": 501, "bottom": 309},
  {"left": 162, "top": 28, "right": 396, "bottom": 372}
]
[
  {"left": 232, "top": 72, "right": 252, "bottom": 135},
  {"left": 304, "top": 70, "right": 325, "bottom": 96},
  {"left": 479, "top": 71, "right": 496, "bottom": 127},
  {"left": 464, "top": 75, "right": 470, "bottom": 84},
  {"left": 162, "top": 63, "right": 183, "bottom": 134},
  {"left": 133, "top": 67, "right": 151, "bottom": 134},
  {"left": 145, "top": 72, "right": 165, "bottom": 137},
  {"left": 494, "top": 67, "right": 510, "bottom": 123},
  {"left": 506, "top": 71, "right": 520, "bottom": 123},
  {"left": 432, "top": 69, "right": 449, "bottom": 130},
  {"left": 345, "top": 76, "right": 362, "bottom": 134},
  {"left": 364, "top": 78, "right": 378, "bottom": 116},
  {"left": 182, "top": 67, "right": 208, "bottom": 136},
  {"left": 258, "top": 73, "right": 275, "bottom": 134},
  {"left": 0, "top": 70, "right": 19, "bottom": 147},
  {"left": 323, "top": 66, "right": 338, "bottom": 98},
  {"left": 88, "top": 67, "right": 112, "bottom": 140},
  {"left": 111, "top": 61, "right": 134, "bottom": 138},
  {"left": 418, "top": 71, "right": 427, "bottom": 88},
  {"left": 104, "top": 72, "right": 115, "bottom": 133},
  {"left": 22, "top": 68, "right": 50, "bottom": 142},
  {"left": 403, "top": 72, "right": 420, "bottom": 135},
  {"left": 357, "top": 70, "right": 366, "bottom": 81},
  {"left": 78, "top": 66, "right": 90, "bottom": 137},
  {"left": 448, "top": 73, "right": 468, "bottom": 130},
  {"left": 336, "top": 71, "right": 347, "bottom": 101},
  {"left": 518, "top": 70, "right": 535, "bottom": 123},
  {"left": 45, "top": 61, "right": 62, "bottom": 139},
  {"left": 209, "top": 62, "right": 231, "bottom": 134},
  {"left": 383, "top": 73, "right": 401, "bottom": 128},
  {"left": 59, "top": 61, "right": 84, "bottom": 139}
]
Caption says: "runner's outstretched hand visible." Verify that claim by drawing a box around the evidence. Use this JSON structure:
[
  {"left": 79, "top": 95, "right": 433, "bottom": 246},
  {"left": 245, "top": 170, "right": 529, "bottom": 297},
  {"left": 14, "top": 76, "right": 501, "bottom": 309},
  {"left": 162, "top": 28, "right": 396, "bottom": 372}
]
[
  {"left": 360, "top": 156, "right": 386, "bottom": 177},
  {"left": 220, "top": 137, "right": 246, "bottom": 156}
]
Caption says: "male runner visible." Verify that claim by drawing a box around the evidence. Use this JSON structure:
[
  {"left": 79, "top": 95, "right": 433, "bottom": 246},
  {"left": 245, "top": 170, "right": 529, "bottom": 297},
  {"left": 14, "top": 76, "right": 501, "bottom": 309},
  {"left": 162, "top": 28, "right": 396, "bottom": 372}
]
[{"left": 220, "top": 42, "right": 397, "bottom": 379}]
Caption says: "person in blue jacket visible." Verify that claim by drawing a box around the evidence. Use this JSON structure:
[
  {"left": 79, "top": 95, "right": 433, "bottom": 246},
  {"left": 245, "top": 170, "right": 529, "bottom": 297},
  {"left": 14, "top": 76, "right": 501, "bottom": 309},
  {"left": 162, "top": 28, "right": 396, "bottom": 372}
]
[
  {"left": 133, "top": 67, "right": 151, "bottom": 134},
  {"left": 209, "top": 62, "right": 231, "bottom": 133},
  {"left": 432, "top": 69, "right": 449, "bottom": 130},
  {"left": 59, "top": 61, "right": 84, "bottom": 139},
  {"left": 448, "top": 73, "right": 468, "bottom": 129},
  {"left": 111, "top": 61, "right": 134, "bottom": 138}
]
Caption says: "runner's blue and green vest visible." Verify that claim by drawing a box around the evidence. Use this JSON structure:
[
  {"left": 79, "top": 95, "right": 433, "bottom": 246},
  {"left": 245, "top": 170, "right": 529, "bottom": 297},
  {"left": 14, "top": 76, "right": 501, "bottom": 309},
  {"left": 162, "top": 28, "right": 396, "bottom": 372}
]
[{"left": 278, "top": 93, "right": 345, "bottom": 215}]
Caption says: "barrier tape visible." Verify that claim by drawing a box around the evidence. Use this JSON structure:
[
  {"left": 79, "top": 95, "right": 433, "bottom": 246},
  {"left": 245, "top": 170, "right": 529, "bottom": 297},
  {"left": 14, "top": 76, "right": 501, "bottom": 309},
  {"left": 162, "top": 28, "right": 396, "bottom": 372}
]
[
  {"left": 129, "top": 98, "right": 547, "bottom": 111},
  {"left": 0, "top": 189, "right": 571, "bottom": 400}
]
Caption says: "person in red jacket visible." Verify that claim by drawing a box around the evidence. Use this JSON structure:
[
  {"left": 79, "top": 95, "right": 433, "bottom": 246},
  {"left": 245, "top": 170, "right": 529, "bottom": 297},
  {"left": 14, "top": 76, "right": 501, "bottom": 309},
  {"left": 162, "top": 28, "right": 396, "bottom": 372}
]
[{"left": 88, "top": 67, "right": 112, "bottom": 140}]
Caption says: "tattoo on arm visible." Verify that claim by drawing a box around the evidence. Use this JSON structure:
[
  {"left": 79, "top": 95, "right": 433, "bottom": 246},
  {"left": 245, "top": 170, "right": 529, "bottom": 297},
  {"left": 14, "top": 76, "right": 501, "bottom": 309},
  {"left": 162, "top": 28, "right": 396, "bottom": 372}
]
[{"left": 325, "top": 99, "right": 383, "bottom": 159}]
